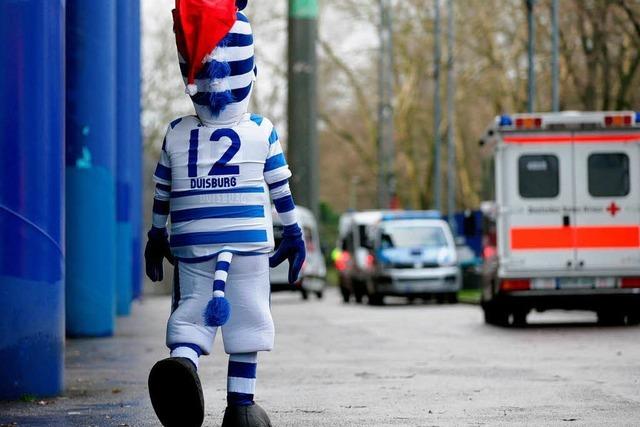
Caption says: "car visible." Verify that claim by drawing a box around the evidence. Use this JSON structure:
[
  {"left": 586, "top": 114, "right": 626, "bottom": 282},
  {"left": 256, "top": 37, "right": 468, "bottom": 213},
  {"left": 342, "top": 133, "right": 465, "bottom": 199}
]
[
  {"left": 333, "top": 210, "right": 392, "bottom": 303},
  {"left": 270, "top": 206, "right": 326, "bottom": 300},
  {"left": 363, "top": 211, "right": 461, "bottom": 305}
]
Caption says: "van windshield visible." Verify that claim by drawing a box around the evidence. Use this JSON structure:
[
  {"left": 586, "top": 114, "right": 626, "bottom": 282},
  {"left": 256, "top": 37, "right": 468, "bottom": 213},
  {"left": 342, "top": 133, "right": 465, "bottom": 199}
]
[{"left": 379, "top": 224, "right": 448, "bottom": 249}]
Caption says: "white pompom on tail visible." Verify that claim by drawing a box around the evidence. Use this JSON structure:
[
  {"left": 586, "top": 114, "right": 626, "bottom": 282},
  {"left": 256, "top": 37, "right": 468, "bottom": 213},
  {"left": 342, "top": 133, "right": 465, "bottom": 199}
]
[{"left": 204, "top": 251, "right": 234, "bottom": 327}]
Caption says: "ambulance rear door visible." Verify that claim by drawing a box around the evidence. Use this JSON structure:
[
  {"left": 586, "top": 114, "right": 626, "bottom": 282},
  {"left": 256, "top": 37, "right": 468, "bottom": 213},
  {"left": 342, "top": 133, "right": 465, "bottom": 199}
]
[
  {"left": 498, "top": 132, "right": 576, "bottom": 275},
  {"left": 572, "top": 130, "right": 640, "bottom": 273}
]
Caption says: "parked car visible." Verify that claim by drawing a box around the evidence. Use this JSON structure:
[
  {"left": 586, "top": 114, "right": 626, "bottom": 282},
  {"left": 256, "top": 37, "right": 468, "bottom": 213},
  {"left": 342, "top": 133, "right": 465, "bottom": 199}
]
[
  {"left": 270, "top": 206, "right": 326, "bottom": 300},
  {"left": 364, "top": 211, "right": 461, "bottom": 305}
]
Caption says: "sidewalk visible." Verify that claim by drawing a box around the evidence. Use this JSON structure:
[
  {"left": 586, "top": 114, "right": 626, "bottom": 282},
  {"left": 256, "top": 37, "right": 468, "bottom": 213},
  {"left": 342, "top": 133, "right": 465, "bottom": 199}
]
[
  {"left": 0, "top": 292, "right": 343, "bottom": 427},
  {"left": 1, "top": 296, "right": 171, "bottom": 426}
]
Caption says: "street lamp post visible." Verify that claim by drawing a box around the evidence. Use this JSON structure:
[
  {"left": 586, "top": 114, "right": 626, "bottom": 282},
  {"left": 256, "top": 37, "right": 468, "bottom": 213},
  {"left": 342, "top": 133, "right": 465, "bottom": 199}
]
[
  {"left": 527, "top": 0, "right": 536, "bottom": 112},
  {"left": 433, "top": 0, "right": 442, "bottom": 212},
  {"left": 287, "top": 0, "right": 319, "bottom": 216},
  {"left": 378, "top": 0, "right": 396, "bottom": 209}
]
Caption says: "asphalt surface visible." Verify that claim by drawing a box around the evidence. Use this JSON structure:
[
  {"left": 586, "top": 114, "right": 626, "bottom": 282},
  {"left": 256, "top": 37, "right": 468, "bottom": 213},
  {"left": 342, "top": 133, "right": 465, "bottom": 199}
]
[{"left": 2, "top": 288, "right": 640, "bottom": 426}]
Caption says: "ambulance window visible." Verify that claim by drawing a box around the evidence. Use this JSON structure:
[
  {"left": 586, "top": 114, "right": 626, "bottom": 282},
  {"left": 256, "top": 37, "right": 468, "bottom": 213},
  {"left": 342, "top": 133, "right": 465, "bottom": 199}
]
[
  {"left": 518, "top": 155, "right": 559, "bottom": 198},
  {"left": 588, "top": 153, "right": 629, "bottom": 197}
]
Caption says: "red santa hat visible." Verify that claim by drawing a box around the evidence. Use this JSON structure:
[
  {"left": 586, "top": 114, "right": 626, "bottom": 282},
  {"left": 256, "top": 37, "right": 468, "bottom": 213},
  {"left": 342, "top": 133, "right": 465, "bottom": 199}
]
[{"left": 172, "top": 0, "right": 238, "bottom": 96}]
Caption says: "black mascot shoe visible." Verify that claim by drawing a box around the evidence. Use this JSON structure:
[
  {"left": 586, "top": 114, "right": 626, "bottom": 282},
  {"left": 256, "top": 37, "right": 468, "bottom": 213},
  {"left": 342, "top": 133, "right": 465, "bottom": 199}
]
[
  {"left": 221, "top": 403, "right": 272, "bottom": 427},
  {"left": 148, "top": 357, "right": 204, "bottom": 427}
]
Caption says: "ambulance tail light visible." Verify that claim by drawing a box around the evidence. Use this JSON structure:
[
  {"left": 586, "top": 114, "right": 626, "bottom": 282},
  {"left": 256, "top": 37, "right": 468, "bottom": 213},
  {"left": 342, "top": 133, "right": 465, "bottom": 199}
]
[
  {"left": 604, "top": 114, "right": 633, "bottom": 127},
  {"left": 515, "top": 117, "right": 542, "bottom": 130},
  {"left": 500, "top": 279, "right": 530, "bottom": 292},
  {"left": 621, "top": 277, "right": 640, "bottom": 289}
]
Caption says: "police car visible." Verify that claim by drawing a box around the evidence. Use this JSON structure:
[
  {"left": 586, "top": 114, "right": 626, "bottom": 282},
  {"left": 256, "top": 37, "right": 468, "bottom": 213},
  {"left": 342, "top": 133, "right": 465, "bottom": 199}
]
[
  {"left": 335, "top": 210, "right": 462, "bottom": 305},
  {"left": 364, "top": 211, "right": 460, "bottom": 305}
]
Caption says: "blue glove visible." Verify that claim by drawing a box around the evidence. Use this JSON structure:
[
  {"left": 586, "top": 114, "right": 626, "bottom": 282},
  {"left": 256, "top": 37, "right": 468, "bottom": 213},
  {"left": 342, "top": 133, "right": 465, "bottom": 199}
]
[
  {"left": 269, "top": 224, "right": 306, "bottom": 285},
  {"left": 145, "top": 226, "right": 174, "bottom": 282}
]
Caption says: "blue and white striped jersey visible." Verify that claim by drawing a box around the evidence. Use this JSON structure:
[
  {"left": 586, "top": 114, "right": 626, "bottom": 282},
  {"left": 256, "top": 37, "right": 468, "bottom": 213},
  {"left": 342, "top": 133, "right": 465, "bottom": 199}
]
[{"left": 153, "top": 113, "right": 291, "bottom": 261}]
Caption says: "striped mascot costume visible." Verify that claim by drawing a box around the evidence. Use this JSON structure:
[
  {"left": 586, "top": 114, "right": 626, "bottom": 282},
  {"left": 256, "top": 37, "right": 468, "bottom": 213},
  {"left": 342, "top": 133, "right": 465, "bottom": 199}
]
[{"left": 145, "top": 1, "right": 306, "bottom": 426}]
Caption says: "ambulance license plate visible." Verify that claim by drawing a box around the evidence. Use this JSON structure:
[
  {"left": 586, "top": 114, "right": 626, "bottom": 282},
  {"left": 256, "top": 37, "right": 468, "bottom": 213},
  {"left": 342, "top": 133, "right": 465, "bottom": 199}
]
[{"left": 558, "top": 277, "right": 594, "bottom": 289}]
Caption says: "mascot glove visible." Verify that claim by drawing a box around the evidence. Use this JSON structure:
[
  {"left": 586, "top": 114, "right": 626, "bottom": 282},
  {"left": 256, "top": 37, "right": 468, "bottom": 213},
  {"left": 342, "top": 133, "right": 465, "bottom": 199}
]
[
  {"left": 269, "top": 224, "right": 306, "bottom": 285},
  {"left": 145, "top": 226, "right": 175, "bottom": 282}
]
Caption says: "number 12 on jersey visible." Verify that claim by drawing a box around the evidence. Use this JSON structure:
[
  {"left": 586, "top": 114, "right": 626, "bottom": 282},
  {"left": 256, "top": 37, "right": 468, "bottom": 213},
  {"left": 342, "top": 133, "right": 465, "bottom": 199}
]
[{"left": 187, "top": 128, "right": 241, "bottom": 178}]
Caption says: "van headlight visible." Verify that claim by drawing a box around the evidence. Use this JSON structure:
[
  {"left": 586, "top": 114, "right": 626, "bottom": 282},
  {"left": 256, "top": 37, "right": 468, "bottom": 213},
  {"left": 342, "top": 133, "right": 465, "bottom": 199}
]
[{"left": 437, "top": 250, "right": 457, "bottom": 267}]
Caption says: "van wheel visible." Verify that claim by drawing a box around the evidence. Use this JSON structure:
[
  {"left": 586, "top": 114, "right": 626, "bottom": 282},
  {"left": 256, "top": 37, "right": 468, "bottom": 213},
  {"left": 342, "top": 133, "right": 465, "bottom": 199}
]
[
  {"left": 353, "top": 282, "right": 365, "bottom": 304},
  {"left": 627, "top": 308, "right": 640, "bottom": 325},
  {"left": 300, "top": 289, "right": 309, "bottom": 300},
  {"left": 340, "top": 287, "right": 350, "bottom": 303},
  {"left": 446, "top": 292, "right": 458, "bottom": 304},
  {"left": 484, "top": 304, "right": 509, "bottom": 326},
  {"left": 512, "top": 310, "right": 528, "bottom": 327},
  {"left": 627, "top": 313, "right": 640, "bottom": 326},
  {"left": 597, "top": 310, "right": 625, "bottom": 326},
  {"left": 315, "top": 291, "right": 323, "bottom": 299},
  {"left": 368, "top": 294, "right": 384, "bottom": 306}
]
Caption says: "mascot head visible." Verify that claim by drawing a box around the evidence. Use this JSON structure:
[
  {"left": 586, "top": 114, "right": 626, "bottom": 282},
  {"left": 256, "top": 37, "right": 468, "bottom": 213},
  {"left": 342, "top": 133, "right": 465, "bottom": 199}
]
[{"left": 173, "top": 0, "right": 255, "bottom": 124}]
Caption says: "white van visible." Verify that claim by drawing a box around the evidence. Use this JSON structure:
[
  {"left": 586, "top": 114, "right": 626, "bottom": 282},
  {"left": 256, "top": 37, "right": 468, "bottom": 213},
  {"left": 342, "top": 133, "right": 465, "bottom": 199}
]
[
  {"left": 270, "top": 206, "right": 326, "bottom": 299},
  {"left": 479, "top": 111, "right": 640, "bottom": 325},
  {"left": 334, "top": 210, "right": 392, "bottom": 303}
]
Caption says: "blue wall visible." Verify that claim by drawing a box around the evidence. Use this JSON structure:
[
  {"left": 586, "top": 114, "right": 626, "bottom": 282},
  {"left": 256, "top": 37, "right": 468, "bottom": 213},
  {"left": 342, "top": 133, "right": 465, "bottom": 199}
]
[
  {"left": 0, "top": 0, "right": 65, "bottom": 398},
  {"left": 65, "top": 0, "right": 117, "bottom": 337}
]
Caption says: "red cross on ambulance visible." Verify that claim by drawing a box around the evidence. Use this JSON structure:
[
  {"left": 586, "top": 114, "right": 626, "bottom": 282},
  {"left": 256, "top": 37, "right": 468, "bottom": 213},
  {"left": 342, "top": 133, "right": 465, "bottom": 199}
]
[{"left": 606, "top": 201, "right": 620, "bottom": 217}]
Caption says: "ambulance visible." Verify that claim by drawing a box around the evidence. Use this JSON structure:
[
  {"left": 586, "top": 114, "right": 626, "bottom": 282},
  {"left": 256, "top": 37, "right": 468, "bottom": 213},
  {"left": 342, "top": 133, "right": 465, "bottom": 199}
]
[{"left": 479, "top": 111, "right": 640, "bottom": 326}]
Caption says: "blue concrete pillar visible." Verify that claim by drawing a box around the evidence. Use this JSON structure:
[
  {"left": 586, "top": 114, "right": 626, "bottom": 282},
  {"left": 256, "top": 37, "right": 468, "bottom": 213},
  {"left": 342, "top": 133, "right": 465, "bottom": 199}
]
[
  {"left": 115, "top": 0, "right": 139, "bottom": 316},
  {"left": 130, "top": 0, "right": 144, "bottom": 301},
  {"left": 66, "top": 0, "right": 117, "bottom": 336},
  {"left": 0, "top": 0, "right": 65, "bottom": 398}
]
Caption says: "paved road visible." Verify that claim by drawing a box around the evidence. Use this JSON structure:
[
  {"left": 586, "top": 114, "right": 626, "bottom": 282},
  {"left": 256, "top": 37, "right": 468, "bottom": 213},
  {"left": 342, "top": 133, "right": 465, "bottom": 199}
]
[{"left": 2, "top": 288, "right": 640, "bottom": 426}]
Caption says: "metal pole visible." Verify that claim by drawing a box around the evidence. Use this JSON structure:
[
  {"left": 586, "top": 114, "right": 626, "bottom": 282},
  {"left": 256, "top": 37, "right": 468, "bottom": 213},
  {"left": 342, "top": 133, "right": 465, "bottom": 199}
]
[
  {"left": 432, "top": 0, "right": 442, "bottom": 212},
  {"left": 527, "top": 0, "right": 536, "bottom": 112},
  {"left": 0, "top": 0, "right": 65, "bottom": 399},
  {"left": 551, "top": 0, "right": 559, "bottom": 111},
  {"left": 446, "top": 0, "right": 456, "bottom": 229},
  {"left": 66, "top": 0, "right": 117, "bottom": 337},
  {"left": 287, "top": 0, "right": 319, "bottom": 216},
  {"left": 378, "top": 0, "right": 395, "bottom": 209}
]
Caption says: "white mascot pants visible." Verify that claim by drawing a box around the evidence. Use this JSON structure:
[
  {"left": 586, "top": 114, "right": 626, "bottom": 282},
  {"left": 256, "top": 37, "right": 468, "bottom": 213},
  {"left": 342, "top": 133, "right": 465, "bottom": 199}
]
[{"left": 166, "top": 254, "right": 274, "bottom": 355}]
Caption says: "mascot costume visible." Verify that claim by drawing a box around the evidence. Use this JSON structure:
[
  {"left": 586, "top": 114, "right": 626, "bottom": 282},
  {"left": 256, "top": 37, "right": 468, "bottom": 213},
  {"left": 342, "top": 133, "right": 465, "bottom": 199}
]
[{"left": 145, "top": 1, "right": 306, "bottom": 425}]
